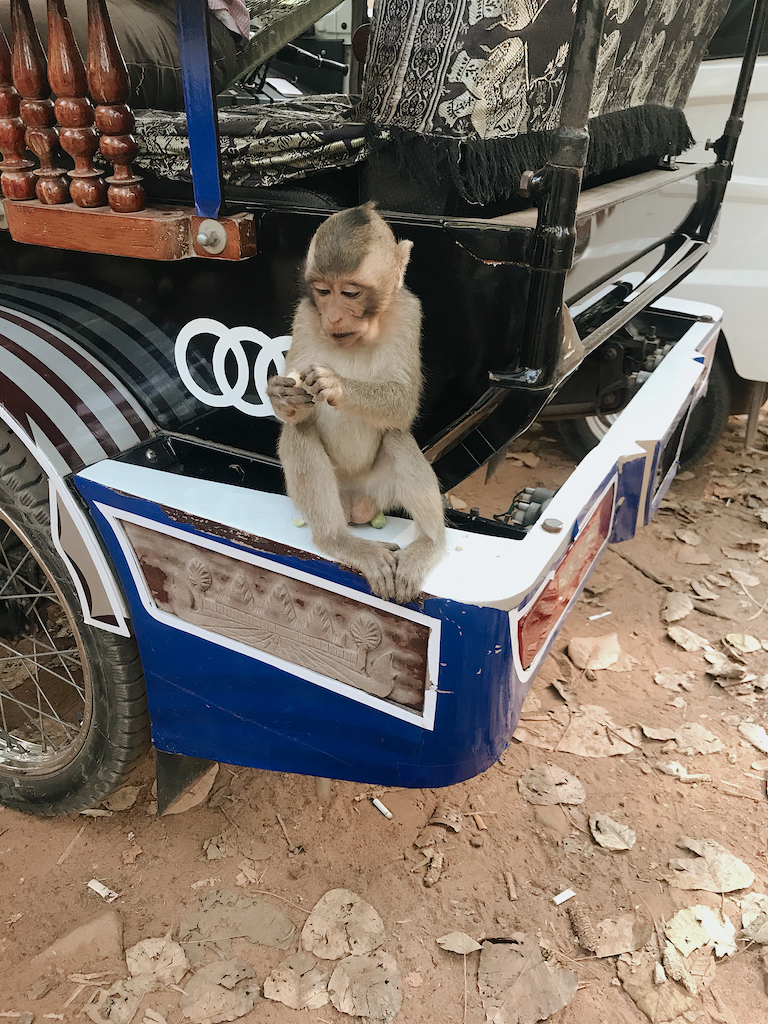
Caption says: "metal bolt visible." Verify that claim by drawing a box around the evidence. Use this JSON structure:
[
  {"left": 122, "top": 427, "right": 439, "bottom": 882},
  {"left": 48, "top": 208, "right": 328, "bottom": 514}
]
[
  {"left": 541, "top": 518, "right": 563, "bottom": 534},
  {"left": 195, "top": 218, "right": 227, "bottom": 255},
  {"left": 145, "top": 448, "right": 158, "bottom": 463}
]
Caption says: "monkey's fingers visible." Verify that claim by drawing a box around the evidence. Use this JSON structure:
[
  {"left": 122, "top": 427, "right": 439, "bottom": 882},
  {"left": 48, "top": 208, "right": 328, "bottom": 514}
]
[{"left": 267, "top": 374, "right": 297, "bottom": 388}]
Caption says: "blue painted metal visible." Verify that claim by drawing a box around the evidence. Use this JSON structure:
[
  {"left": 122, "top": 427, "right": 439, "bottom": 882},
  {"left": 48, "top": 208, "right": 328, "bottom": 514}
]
[
  {"left": 174, "top": 0, "right": 223, "bottom": 219},
  {"left": 75, "top": 479, "right": 525, "bottom": 788}
]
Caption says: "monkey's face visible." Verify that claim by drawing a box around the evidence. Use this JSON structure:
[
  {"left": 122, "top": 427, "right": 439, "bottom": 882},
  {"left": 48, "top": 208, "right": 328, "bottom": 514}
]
[
  {"left": 306, "top": 242, "right": 411, "bottom": 348},
  {"left": 308, "top": 276, "right": 380, "bottom": 348}
]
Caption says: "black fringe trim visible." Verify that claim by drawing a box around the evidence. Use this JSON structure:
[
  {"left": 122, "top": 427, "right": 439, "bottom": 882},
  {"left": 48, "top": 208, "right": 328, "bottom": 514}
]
[{"left": 365, "top": 106, "right": 695, "bottom": 206}]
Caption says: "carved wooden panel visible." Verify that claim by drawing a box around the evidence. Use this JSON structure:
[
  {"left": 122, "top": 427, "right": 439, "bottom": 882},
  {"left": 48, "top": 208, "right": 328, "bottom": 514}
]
[{"left": 122, "top": 522, "right": 431, "bottom": 712}]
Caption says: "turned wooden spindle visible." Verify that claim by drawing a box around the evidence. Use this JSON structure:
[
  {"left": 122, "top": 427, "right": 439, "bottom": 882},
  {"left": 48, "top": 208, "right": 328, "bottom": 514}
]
[
  {"left": 48, "top": 0, "right": 105, "bottom": 207},
  {"left": 0, "top": 24, "right": 36, "bottom": 199},
  {"left": 86, "top": 0, "right": 144, "bottom": 213},
  {"left": 11, "top": 0, "right": 68, "bottom": 204}
]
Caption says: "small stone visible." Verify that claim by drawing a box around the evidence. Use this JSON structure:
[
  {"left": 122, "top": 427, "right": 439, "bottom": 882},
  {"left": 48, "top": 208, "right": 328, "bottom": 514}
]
[{"left": 470, "top": 834, "right": 485, "bottom": 848}]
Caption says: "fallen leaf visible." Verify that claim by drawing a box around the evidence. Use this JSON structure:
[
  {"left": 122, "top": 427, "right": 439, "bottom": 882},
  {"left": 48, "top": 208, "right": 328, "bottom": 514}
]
[
  {"left": 721, "top": 547, "right": 754, "bottom": 561},
  {"left": 729, "top": 569, "right": 760, "bottom": 588},
  {"left": 677, "top": 548, "right": 711, "bottom": 565},
  {"left": 517, "top": 765, "right": 586, "bottom": 806},
  {"left": 164, "top": 764, "right": 219, "bottom": 815},
  {"left": 478, "top": 935, "right": 578, "bottom": 1024},
  {"left": 203, "top": 833, "right": 236, "bottom": 861},
  {"left": 447, "top": 494, "right": 467, "bottom": 511},
  {"left": 660, "top": 592, "right": 694, "bottom": 623},
  {"left": 593, "top": 914, "right": 652, "bottom": 958},
  {"left": 436, "top": 931, "right": 482, "bottom": 955},
  {"left": 738, "top": 721, "right": 768, "bottom": 753},
  {"left": 122, "top": 844, "right": 143, "bottom": 866},
  {"left": 567, "top": 634, "right": 622, "bottom": 671},
  {"left": 508, "top": 451, "right": 540, "bottom": 468},
  {"left": 126, "top": 938, "right": 190, "bottom": 990},
  {"left": 666, "top": 906, "right": 736, "bottom": 958},
  {"left": 302, "top": 889, "right": 385, "bottom": 960},
  {"left": 668, "top": 837, "right": 755, "bottom": 892},
  {"left": 589, "top": 814, "right": 636, "bottom": 851},
  {"left": 676, "top": 529, "right": 702, "bottom": 546},
  {"left": 195, "top": 960, "right": 256, "bottom": 990},
  {"left": 725, "top": 632, "right": 762, "bottom": 654},
  {"left": 555, "top": 705, "right": 635, "bottom": 757},
  {"left": 617, "top": 950, "right": 693, "bottom": 1023},
  {"left": 179, "top": 889, "right": 295, "bottom": 952},
  {"left": 672, "top": 723, "right": 725, "bottom": 756},
  {"left": 654, "top": 669, "right": 696, "bottom": 692},
  {"left": 328, "top": 951, "right": 401, "bottom": 1023},
  {"left": 180, "top": 975, "right": 258, "bottom": 1023},
  {"left": 668, "top": 626, "right": 710, "bottom": 652},
  {"left": 691, "top": 580, "right": 718, "bottom": 600},
  {"left": 102, "top": 786, "right": 142, "bottom": 812},
  {"left": 704, "top": 651, "right": 746, "bottom": 680},
  {"left": 737, "top": 893, "right": 768, "bottom": 944},
  {"left": 263, "top": 952, "right": 330, "bottom": 1010},
  {"left": 642, "top": 725, "right": 678, "bottom": 742}
]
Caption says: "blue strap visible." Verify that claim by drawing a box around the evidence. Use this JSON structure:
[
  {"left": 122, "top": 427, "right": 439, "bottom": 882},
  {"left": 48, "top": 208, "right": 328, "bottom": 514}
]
[{"left": 174, "top": 0, "right": 223, "bottom": 219}]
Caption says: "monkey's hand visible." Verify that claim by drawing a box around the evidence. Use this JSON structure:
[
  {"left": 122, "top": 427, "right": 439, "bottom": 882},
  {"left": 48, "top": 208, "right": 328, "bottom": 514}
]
[
  {"left": 267, "top": 375, "right": 314, "bottom": 423},
  {"left": 301, "top": 365, "right": 344, "bottom": 408}
]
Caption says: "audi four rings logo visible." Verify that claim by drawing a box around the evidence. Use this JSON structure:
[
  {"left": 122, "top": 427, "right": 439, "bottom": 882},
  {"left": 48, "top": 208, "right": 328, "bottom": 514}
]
[{"left": 175, "top": 318, "right": 292, "bottom": 417}]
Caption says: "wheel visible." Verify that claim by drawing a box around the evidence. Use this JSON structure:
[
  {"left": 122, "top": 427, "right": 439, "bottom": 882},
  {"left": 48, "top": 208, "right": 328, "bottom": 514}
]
[
  {"left": 0, "top": 424, "right": 150, "bottom": 815},
  {"left": 557, "top": 352, "right": 731, "bottom": 471}
]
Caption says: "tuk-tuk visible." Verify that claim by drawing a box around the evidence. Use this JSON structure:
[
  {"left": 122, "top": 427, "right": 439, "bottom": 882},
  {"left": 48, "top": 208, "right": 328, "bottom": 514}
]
[{"left": 0, "top": 0, "right": 764, "bottom": 815}]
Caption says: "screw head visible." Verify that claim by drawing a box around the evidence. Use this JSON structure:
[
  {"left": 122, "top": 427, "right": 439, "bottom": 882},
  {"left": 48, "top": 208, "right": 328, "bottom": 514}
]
[
  {"left": 541, "top": 518, "right": 563, "bottom": 534},
  {"left": 145, "top": 448, "right": 158, "bottom": 463}
]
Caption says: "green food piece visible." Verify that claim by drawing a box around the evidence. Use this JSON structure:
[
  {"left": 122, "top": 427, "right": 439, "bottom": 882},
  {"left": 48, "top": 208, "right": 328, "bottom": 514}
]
[{"left": 370, "top": 512, "right": 386, "bottom": 529}]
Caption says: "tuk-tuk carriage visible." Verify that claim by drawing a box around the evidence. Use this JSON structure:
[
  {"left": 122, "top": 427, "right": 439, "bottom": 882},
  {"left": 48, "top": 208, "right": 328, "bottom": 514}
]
[{"left": 0, "top": 0, "right": 764, "bottom": 815}]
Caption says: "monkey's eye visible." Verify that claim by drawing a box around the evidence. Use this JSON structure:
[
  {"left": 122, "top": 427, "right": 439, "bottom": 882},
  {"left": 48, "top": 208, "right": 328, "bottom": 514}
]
[
  {"left": 313, "top": 285, "right": 331, "bottom": 295},
  {"left": 342, "top": 289, "right": 361, "bottom": 299}
]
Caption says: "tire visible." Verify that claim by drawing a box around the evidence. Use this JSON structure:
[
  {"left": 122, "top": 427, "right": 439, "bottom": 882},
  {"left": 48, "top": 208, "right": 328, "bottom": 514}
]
[
  {"left": 557, "top": 353, "right": 731, "bottom": 471},
  {"left": 0, "top": 423, "right": 150, "bottom": 815}
]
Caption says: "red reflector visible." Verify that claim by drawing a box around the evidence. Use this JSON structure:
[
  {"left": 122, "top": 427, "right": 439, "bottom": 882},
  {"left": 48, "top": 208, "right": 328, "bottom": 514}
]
[{"left": 518, "top": 486, "right": 615, "bottom": 670}]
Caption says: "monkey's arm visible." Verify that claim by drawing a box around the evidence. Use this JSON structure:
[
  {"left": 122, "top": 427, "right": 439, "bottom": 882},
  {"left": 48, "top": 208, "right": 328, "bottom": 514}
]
[
  {"left": 301, "top": 366, "right": 418, "bottom": 429},
  {"left": 266, "top": 375, "right": 315, "bottom": 424}
]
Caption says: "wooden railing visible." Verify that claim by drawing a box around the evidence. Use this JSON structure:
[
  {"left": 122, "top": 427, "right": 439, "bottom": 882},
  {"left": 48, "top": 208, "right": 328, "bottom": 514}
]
[{"left": 0, "top": 0, "right": 254, "bottom": 261}]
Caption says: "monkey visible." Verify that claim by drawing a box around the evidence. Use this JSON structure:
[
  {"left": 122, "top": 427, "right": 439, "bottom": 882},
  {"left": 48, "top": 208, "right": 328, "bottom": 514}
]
[{"left": 266, "top": 203, "right": 446, "bottom": 604}]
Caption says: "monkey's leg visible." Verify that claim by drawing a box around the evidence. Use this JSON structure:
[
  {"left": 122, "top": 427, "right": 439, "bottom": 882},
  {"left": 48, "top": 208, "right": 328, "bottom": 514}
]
[
  {"left": 368, "top": 432, "right": 446, "bottom": 604},
  {"left": 279, "top": 424, "right": 399, "bottom": 600}
]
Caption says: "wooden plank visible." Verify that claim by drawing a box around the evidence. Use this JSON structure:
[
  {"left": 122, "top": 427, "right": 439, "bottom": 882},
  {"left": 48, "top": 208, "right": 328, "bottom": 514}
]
[
  {"left": 4, "top": 200, "right": 191, "bottom": 259},
  {"left": 3, "top": 201, "right": 256, "bottom": 261}
]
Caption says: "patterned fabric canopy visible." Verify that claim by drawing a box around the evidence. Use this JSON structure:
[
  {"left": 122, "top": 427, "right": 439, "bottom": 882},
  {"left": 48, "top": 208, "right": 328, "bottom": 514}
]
[{"left": 360, "top": 0, "right": 732, "bottom": 202}]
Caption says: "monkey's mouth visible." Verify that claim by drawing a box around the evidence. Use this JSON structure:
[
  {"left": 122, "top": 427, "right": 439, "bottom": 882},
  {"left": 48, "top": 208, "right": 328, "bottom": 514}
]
[{"left": 331, "top": 331, "right": 356, "bottom": 340}]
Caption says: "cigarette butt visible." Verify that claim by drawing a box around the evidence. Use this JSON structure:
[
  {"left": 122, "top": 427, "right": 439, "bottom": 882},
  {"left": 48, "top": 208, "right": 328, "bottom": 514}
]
[
  {"left": 504, "top": 871, "right": 518, "bottom": 901},
  {"left": 553, "top": 888, "right": 576, "bottom": 905},
  {"left": 87, "top": 879, "right": 119, "bottom": 902},
  {"left": 472, "top": 813, "right": 487, "bottom": 830},
  {"left": 588, "top": 610, "right": 612, "bottom": 621},
  {"left": 372, "top": 798, "right": 393, "bottom": 819}
]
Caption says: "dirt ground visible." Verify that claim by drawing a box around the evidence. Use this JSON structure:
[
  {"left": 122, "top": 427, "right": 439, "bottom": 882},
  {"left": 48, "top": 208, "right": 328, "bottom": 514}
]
[{"left": 3, "top": 415, "right": 768, "bottom": 1024}]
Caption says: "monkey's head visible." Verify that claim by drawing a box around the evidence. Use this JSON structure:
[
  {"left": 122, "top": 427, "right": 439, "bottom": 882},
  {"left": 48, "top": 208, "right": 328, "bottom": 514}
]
[{"left": 304, "top": 202, "right": 413, "bottom": 348}]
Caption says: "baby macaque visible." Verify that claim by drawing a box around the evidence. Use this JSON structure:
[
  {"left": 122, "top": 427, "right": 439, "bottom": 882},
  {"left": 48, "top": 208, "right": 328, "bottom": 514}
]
[{"left": 267, "top": 203, "right": 445, "bottom": 603}]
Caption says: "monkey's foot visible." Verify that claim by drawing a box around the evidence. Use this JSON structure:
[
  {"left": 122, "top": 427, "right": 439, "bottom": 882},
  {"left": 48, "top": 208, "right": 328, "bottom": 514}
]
[
  {"left": 340, "top": 538, "right": 399, "bottom": 600},
  {"left": 393, "top": 542, "right": 441, "bottom": 604}
]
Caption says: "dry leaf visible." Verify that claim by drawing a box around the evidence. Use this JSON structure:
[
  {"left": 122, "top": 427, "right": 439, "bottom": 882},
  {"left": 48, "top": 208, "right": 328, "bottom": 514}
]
[
  {"left": 653, "top": 669, "right": 696, "bottom": 692},
  {"left": 508, "top": 451, "right": 540, "bottom": 468},
  {"left": 677, "top": 548, "right": 711, "bottom": 565},
  {"left": 672, "top": 723, "right": 725, "bottom": 756},
  {"left": 617, "top": 950, "right": 693, "bottom": 1023},
  {"left": 691, "top": 580, "right": 718, "bottom": 600},
  {"left": 729, "top": 569, "right": 760, "bottom": 588},
  {"left": 593, "top": 914, "right": 652, "bottom": 958},
  {"left": 328, "top": 951, "right": 401, "bottom": 1023},
  {"left": 589, "top": 814, "right": 636, "bottom": 851},
  {"left": 517, "top": 765, "right": 585, "bottom": 806},
  {"left": 478, "top": 935, "right": 578, "bottom": 1024},
  {"left": 302, "top": 889, "right": 385, "bottom": 960},
  {"left": 661, "top": 592, "right": 694, "bottom": 623},
  {"left": 676, "top": 529, "right": 702, "bottom": 546},
  {"left": 436, "top": 931, "right": 482, "bottom": 955},
  {"left": 665, "top": 906, "right": 736, "bottom": 958},
  {"left": 725, "top": 633, "right": 762, "bottom": 654},
  {"left": 668, "top": 837, "right": 755, "bottom": 892},
  {"left": 721, "top": 547, "right": 753, "bottom": 561},
  {"left": 668, "top": 626, "right": 710, "bottom": 652},
  {"left": 263, "top": 952, "right": 330, "bottom": 1010},
  {"left": 164, "top": 764, "right": 219, "bottom": 815},
  {"left": 738, "top": 721, "right": 768, "bottom": 753},
  {"left": 180, "top": 975, "right": 258, "bottom": 1023},
  {"left": 555, "top": 704, "right": 635, "bottom": 757},
  {"left": 195, "top": 960, "right": 256, "bottom": 990},
  {"left": 122, "top": 844, "right": 143, "bottom": 866},
  {"left": 568, "top": 634, "right": 622, "bottom": 671},
  {"left": 704, "top": 651, "right": 746, "bottom": 680},
  {"left": 179, "top": 890, "right": 295, "bottom": 951},
  {"left": 102, "top": 786, "right": 141, "bottom": 812}
]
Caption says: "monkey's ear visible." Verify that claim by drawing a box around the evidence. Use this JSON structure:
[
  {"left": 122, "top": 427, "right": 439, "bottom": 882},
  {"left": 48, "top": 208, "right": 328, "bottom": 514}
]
[{"left": 396, "top": 239, "right": 414, "bottom": 287}]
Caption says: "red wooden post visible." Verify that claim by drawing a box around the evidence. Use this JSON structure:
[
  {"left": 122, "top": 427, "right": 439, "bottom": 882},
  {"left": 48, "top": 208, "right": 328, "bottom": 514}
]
[
  {"left": 86, "top": 0, "right": 144, "bottom": 213},
  {"left": 11, "top": 0, "right": 68, "bottom": 204},
  {"left": 0, "top": 24, "right": 36, "bottom": 200},
  {"left": 48, "top": 0, "right": 106, "bottom": 207}
]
